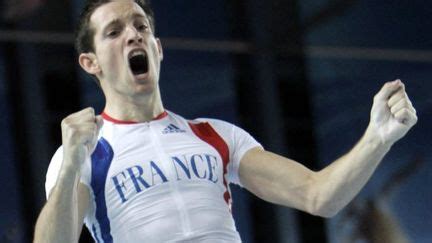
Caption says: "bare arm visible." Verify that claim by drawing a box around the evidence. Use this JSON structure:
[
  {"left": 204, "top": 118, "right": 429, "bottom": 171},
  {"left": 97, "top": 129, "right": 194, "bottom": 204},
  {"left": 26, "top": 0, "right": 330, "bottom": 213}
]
[
  {"left": 34, "top": 108, "right": 103, "bottom": 242},
  {"left": 240, "top": 132, "right": 389, "bottom": 218},
  {"left": 239, "top": 80, "right": 417, "bottom": 217},
  {"left": 34, "top": 178, "right": 90, "bottom": 242}
]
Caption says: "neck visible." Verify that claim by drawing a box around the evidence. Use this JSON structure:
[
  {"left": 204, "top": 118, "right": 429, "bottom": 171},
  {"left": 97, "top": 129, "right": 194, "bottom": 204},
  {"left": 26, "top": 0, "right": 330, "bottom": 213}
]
[{"left": 103, "top": 88, "right": 165, "bottom": 123}]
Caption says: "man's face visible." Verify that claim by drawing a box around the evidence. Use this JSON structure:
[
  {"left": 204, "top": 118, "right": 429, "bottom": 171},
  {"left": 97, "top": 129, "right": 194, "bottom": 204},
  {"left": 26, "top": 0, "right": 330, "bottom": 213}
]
[{"left": 88, "top": 0, "right": 162, "bottom": 97}]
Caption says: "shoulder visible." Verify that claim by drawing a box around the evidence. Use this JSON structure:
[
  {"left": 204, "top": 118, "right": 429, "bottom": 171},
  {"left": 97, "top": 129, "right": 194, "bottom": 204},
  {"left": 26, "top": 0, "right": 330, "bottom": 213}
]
[
  {"left": 190, "top": 117, "right": 238, "bottom": 139},
  {"left": 193, "top": 117, "right": 235, "bottom": 130}
]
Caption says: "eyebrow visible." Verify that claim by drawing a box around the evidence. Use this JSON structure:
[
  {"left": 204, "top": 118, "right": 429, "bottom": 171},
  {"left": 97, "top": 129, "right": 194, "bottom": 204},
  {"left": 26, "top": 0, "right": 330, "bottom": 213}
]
[
  {"left": 101, "top": 13, "right": 148, "bottom": 33},
  {"left": 102, "top": 19, "right": 122, "bottom": 32}
]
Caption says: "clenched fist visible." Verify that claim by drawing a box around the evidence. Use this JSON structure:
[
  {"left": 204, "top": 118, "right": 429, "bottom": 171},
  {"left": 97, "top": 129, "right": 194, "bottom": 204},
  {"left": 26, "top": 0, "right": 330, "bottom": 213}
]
[
  {"left": 61, "top": 107, "right": 103, "bottom": 170},
  {"left": 368, "top": 79, "right": 417, "bottom": 145}
]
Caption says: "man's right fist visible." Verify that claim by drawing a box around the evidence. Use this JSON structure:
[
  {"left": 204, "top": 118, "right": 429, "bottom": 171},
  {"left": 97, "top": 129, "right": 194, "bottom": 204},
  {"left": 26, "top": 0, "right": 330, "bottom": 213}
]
[{"left": 61, "top": 107, "right": 103, "bottom": 169}]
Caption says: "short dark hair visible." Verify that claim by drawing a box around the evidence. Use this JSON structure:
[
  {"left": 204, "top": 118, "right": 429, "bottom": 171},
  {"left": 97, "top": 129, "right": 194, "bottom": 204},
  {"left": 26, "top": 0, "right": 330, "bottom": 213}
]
[{"left": 75, "top": 0, "right": 155, "bottom": 55}]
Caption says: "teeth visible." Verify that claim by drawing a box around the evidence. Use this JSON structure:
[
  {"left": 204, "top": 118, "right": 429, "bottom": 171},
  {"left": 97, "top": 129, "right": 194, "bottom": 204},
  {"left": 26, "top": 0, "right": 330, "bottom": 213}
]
[{"left": 130, "top": 50, "right": 146, "bottom": 58}]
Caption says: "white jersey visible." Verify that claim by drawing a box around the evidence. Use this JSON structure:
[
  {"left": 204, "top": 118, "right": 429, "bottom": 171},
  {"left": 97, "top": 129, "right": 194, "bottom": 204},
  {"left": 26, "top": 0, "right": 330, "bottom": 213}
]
[{"left": 45, "top": 110, "right": 261, "bottom": 243}]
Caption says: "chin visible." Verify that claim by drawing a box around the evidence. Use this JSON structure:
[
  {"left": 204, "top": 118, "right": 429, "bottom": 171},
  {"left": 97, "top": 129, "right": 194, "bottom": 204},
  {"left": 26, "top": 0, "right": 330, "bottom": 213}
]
[{"left": 133, "top": 82, "right": 156, "bottom": 95}]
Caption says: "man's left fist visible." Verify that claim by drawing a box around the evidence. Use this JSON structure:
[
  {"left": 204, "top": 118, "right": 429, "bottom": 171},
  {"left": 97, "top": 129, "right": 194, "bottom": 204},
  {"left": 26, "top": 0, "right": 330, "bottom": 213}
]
[{"left": 368, "top": 79, "right": 418, "bottom": 145}]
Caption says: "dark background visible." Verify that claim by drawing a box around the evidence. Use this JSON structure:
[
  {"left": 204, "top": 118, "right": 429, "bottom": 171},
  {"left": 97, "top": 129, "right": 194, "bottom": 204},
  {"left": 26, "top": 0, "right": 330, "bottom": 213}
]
[{"left": 0, "top": 0, "right": 430, "bottom": 242}]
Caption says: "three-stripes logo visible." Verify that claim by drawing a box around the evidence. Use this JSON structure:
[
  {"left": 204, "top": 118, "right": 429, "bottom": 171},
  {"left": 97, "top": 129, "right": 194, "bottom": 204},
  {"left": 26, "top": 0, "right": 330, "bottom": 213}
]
[{"left": 162, "top": 124, "right": 186, "bottom": 134}]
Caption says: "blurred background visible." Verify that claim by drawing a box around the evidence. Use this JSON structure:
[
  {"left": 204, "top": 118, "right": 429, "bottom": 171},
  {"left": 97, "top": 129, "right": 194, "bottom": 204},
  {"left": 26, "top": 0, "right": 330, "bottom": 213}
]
[{"left": 0, "top": 0, "right": 431, "bottom": 242}]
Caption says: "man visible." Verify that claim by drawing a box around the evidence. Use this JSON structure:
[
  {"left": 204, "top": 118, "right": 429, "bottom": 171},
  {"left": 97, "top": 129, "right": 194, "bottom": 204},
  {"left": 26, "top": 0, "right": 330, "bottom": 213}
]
[{"left": 33, "top": 0, "right": 418, "bottom": 242}]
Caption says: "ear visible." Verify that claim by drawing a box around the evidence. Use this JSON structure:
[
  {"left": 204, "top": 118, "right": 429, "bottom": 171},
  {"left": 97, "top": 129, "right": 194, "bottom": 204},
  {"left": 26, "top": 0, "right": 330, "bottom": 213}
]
[
  {"left": 156, "top": 38, "right": 163, "bottom": 61},
  {"left": 78, "top": 53, "right": 101, "bottom": 75}
]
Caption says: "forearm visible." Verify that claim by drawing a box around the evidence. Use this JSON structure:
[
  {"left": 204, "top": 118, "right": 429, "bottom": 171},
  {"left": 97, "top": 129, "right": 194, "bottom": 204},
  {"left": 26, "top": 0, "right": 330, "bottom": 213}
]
[
  {"left": 34, "top": 108, "right": 100, "bottom": 242},
  {"left": 312, "top": 127, "right": 392, "bottom": 217},
  {"left": 240, "top": 81, "right": 416, "bottom": 218},
  {"left": 34, "top": 164, "right": 80, "bottom": 243}
]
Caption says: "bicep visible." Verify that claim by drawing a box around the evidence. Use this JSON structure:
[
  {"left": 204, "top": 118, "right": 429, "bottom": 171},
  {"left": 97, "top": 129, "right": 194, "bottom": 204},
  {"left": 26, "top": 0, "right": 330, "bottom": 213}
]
[{"left": 238, "top": 147, "right": 317, "bottom": 211}]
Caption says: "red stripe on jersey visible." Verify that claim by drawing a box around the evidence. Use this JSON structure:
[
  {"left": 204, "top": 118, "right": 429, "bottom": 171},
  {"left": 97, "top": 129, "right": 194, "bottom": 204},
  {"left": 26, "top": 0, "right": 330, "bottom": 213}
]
[
  {"left": 188, "top": 122, "right": 231, "bottom": 208},
  {"left": 101, "top": 111, "right": 168, "bottom": 124}
]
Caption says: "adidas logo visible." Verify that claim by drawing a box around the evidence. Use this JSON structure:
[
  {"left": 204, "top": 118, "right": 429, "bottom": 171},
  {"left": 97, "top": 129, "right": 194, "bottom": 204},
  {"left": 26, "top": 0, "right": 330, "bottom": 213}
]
[{"left": 162, "top": 124, "right": 186, "bottom": 134}]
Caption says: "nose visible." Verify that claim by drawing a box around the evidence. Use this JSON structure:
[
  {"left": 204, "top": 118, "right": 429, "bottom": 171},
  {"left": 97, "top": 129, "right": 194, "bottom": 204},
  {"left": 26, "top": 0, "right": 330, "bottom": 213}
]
[{"left": 126, "top": 26, "right": 143, "bottom": 45}]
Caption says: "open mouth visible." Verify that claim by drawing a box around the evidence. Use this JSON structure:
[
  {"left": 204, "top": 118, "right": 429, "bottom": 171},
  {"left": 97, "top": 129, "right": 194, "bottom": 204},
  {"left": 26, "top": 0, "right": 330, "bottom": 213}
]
[{"left": 128, "top": 50, "right": 148, "bottom": 75}]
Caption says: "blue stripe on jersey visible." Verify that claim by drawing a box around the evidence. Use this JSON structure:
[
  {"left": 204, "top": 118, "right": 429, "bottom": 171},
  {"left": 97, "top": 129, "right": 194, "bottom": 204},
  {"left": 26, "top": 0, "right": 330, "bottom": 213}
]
[
  {"left": 91, "top": 138, "right": 114, "bottom": 243},
  {"left": 92, "top": 224, "right": 101, "bottom": 243}
]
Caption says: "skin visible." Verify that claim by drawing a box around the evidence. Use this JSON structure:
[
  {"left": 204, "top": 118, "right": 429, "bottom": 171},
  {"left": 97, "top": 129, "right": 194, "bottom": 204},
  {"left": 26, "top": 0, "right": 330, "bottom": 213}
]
[
  {"left": 79, "top": 0, "right": 164, "bottom": 122},
  {"left": 239, "top": 80, "right": 418, "bottom": 217},
  {"left": 34, "top": 0, "right": 418, "bottom": 242}
]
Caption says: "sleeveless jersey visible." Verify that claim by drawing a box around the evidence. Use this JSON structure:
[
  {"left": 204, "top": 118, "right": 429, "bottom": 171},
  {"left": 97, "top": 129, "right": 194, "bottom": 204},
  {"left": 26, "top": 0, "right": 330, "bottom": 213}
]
[{"left": 45, "top": 110, "right": 261, "bottom": 242}]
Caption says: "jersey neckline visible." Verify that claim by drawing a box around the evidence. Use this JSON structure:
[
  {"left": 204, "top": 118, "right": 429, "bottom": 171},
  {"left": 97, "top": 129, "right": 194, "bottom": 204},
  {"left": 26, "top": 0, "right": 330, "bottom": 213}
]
[{"left": 101, "top": 110, "right": 168, "bottom": 124}]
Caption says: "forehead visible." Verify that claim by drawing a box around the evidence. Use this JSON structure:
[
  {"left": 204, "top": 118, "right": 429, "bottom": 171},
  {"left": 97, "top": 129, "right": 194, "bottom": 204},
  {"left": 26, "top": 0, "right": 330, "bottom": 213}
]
[{"left": 90, "top": 0, "right": 147, "bottom": 30}]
